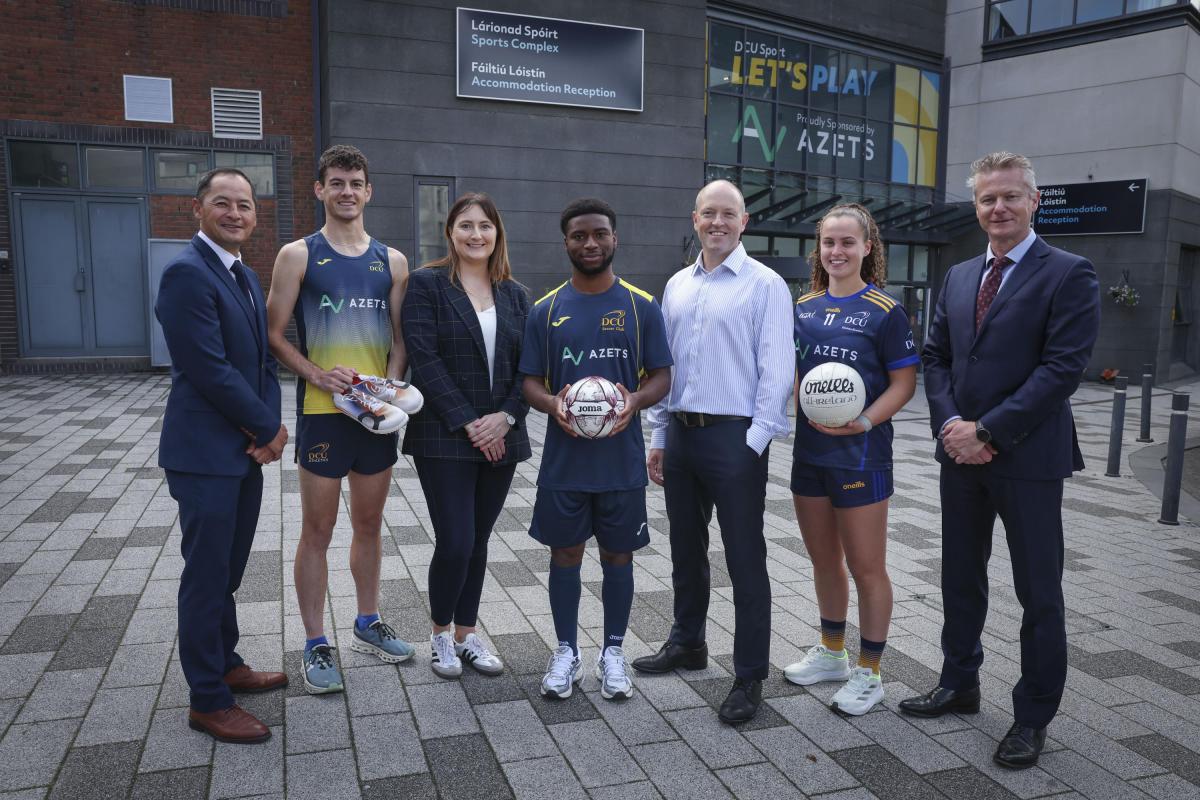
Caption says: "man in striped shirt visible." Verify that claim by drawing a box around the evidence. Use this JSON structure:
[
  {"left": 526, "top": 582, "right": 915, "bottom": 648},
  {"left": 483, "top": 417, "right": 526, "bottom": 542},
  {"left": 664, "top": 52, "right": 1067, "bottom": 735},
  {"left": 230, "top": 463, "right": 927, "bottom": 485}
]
[{"left": 634, "top": 180, "right": 794, "bottom": 724}]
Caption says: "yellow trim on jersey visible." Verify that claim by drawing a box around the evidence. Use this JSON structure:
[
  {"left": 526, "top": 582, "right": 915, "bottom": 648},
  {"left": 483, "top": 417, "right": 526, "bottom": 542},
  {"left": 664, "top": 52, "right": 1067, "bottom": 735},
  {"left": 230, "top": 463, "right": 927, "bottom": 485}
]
[
  {"left": 539, "top": 282, "right": 569, "bottom": 384},
  {"left": 536, "top": 281, "right": 569, "bottom": 306},
  {"left": 795, "top": 291, "right": 825, "bottom": 305},
  {"left": 863, "top": 289, "right": 897, "bottom": 312},
  {"left": 619, "top": 278, "right": 654, "bottom": 303},
  {"left": 618, "top": 280, "right": 648, "bottom": 380}
]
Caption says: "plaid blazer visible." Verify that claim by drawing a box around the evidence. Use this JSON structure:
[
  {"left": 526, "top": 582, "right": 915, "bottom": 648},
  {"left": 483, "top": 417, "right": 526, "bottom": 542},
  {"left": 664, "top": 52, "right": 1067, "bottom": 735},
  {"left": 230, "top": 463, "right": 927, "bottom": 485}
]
[{"left": 400, "top": 267, "right": 532, "bottom": 463}]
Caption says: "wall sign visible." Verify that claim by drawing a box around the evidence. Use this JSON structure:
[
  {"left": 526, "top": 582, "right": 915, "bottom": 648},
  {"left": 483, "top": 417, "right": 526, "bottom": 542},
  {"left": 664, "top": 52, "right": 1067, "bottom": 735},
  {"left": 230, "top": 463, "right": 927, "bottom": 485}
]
[
  {"left": 1034, "top": 179, "right": 1147, "bottom": 235},
  {"left": 457, "top": 7, "right": 644, "bottom": 112}
]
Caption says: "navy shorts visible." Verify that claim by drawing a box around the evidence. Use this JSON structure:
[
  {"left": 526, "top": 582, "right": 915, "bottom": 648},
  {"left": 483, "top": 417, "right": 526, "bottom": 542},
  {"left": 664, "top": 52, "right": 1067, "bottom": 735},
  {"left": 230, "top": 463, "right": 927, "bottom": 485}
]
[
  {"left": 295, "top": 413, "right": 398, "bottom": 479},
  {"left": 790, "top": 461, "right": 893, "bottom": 509},
  {"left": 529, "top": 487, "right": 650, "bottom": 553}
]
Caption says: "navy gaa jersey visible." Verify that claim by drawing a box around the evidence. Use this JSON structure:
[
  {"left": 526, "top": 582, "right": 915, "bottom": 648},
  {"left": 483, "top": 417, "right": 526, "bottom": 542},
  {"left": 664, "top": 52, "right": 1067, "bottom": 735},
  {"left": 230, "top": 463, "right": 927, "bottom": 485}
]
[
  {"left": 793, "top": 283, "right": 919, "bottom": 470},
  {"left": 520, "top": 277, "right": 672, "bottom": 492}
]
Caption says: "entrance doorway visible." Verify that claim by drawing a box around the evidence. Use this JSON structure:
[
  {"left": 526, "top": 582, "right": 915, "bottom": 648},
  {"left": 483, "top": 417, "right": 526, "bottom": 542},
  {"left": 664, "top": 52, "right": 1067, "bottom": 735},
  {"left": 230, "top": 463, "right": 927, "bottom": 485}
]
[{"left": 13, "top": 194, "right": 149, "bottom": 357}]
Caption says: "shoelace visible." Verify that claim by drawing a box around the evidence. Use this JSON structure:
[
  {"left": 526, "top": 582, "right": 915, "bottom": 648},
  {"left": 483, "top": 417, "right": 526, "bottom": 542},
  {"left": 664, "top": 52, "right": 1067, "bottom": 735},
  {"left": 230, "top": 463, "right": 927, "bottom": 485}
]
[
  {"left": 432, "top": 635, "right": 457, "bottom": 664},
  {"left": 461, "top": 635, "right": 494, "bottom": 661},
  {"left": 307, "top": 645, "right": 335, "bottom": 670},
  {"left": 547, "top": 647, "right": 576, "bottom": 679},
  {"left": 369, "top": 620, "right": 398, "bottom": 641},
  {"left": 845, "top": 671, "right": 876, "bottom": 695},
  {"left": 601, "top": 649, "right": 628, "bottom": 682}
]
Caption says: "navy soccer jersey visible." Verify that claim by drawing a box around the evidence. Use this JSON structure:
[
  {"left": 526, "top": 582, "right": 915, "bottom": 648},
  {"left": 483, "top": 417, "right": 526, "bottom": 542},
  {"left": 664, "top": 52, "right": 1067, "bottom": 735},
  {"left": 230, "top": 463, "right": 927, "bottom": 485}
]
[
  {"left": 793, "top": 283, "right": 919, "bottom": 470},
  {"left": 520, "top": 278, "right": 673, "bottom": 492}
]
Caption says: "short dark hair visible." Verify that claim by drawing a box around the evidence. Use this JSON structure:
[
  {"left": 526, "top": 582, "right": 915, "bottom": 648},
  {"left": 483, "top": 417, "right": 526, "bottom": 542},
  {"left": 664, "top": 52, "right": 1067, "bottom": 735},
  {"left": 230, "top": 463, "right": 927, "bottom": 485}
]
[
  {"left": 560, "top": 198, "right": 617, "bottom": 235},
  {"left": 318, "top": 144, "right": 370, "bottom": 184},
  {"left": 195, "top": 168, "right": 255, "bottom": 202}
]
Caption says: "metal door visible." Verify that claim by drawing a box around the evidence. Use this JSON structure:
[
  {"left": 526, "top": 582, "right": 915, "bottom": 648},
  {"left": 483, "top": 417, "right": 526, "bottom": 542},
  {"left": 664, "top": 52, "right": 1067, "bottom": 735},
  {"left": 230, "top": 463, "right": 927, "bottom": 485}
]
[{"left": 13, "top": 194, "right": 148, "bottom": 357}]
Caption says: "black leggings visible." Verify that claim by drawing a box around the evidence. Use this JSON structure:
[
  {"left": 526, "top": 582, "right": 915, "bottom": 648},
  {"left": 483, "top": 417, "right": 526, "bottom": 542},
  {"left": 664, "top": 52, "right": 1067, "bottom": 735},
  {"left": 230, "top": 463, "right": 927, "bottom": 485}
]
[{"left": 413, "top": 456, "right": 517, "bottom": 627}]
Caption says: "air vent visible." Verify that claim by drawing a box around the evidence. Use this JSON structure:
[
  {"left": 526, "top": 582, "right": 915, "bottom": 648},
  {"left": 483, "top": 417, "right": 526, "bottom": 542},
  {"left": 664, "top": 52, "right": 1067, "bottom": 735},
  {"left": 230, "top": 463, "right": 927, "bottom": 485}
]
[{"left": 211, "top": 88, "right": 263, "bottom": 140}]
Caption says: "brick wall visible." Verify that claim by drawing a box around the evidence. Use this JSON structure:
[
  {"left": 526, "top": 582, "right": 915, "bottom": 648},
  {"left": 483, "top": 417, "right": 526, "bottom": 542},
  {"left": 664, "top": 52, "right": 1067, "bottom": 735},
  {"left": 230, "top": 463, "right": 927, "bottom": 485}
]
[{"left": 0, "top": 0, "right": 315, "bottom": 365}]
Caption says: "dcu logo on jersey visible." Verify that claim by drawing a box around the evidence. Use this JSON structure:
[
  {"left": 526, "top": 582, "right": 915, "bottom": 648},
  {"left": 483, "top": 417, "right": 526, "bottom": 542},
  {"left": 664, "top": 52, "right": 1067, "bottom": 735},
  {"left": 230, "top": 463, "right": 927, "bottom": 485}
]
[
  {"left": 600, "top": 310, "right": 626, "bottom": 332},
  {"left": 841, "top": 310, "right": 871, "bottom": 332}
]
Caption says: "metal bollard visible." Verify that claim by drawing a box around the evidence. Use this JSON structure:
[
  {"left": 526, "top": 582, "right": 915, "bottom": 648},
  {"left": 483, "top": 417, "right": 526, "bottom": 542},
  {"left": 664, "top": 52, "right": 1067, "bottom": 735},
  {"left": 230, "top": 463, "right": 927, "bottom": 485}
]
[
  {"left": 1137, "top": 363, "right": 1154, "bottom": 443},
  {"left": 1158, "top": 392, "right": 1190, "bottom": 526},
  {"left": 1105, "top": 376, "right": 1128, "bottom": 477}
]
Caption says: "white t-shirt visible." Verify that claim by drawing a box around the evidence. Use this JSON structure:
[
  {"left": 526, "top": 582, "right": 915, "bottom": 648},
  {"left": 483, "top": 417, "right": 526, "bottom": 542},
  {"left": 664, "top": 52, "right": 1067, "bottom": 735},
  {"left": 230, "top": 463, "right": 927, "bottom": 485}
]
[{"left": 478, "top": 305, "right": 497, "bottom": 387}]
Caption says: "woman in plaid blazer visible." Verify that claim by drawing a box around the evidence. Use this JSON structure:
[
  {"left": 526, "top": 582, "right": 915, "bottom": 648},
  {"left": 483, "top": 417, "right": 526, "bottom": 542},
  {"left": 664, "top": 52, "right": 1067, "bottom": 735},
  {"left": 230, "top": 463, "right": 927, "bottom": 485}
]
[{"left": 401, "top": 193, "right": 531, "bottom": 678}]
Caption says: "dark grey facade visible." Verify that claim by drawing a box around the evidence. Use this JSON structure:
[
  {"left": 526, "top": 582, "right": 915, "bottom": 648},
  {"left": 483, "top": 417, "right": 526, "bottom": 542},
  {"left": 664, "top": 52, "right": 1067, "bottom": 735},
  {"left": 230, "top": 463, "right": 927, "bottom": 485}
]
[{"left": 322, "top": 0, "right": 710, "bottom": 300}]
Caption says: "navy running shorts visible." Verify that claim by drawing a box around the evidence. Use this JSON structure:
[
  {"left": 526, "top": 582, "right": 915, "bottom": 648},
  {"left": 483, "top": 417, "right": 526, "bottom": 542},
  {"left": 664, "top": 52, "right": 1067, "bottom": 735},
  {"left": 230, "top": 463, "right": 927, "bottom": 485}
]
[
  {"left": 295, "top": 413, "right": 398, "bottom": 479},
  {"left": 790, "top": 461, "right": 894, "bottom": 509},
  {"left": 529, "top": 487, "right": 650, "bottom": 553}
]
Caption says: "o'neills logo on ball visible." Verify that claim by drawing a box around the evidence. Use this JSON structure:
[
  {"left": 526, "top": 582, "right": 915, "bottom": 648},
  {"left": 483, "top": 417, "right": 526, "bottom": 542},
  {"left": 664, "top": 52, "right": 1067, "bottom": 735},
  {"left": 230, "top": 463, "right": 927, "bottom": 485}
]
[{"left": 804, "top": 377, "right": 858, "bottom": 396}]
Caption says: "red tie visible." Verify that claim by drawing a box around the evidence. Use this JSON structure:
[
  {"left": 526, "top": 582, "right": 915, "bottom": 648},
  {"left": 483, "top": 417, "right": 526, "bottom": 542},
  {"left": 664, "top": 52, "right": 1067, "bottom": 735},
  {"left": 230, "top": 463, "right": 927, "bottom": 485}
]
[{"left": 975, "top": 256, "right": 1010, "bottom": 332}]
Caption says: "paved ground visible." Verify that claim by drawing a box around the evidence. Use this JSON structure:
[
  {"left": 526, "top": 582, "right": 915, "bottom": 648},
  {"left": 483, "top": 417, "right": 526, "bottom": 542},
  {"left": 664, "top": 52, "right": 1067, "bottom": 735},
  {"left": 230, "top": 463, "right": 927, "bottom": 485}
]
[{"left": 1, "top": 373, "right": 1200, "bottom": 800}]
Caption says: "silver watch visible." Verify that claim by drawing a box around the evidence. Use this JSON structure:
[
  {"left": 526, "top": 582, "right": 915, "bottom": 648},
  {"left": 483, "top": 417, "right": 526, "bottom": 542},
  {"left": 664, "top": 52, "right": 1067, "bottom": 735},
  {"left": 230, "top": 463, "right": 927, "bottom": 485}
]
[{"left": 504, "top": 413, "right": 516, "bottom": 427}]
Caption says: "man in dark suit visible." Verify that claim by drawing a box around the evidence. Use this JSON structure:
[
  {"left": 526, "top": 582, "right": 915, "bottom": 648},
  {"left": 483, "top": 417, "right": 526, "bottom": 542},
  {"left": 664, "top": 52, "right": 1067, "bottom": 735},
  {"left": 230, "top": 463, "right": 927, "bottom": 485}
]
[
  {"left": 157, "top": 168, "right": 289, "bottom": 743},
  {"left": 900, "top": 152, "right": 1100, "bottom": 768}
]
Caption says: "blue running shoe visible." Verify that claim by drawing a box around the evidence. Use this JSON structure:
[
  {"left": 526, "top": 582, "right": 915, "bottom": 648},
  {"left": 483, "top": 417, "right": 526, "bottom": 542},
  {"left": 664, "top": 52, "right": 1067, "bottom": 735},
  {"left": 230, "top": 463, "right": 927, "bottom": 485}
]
[
  {"left": 350, "top": 619, "right": 415, "bottom": 664},
  {"left": 303, "top": 644, "right": 344, "bottom": 694}
]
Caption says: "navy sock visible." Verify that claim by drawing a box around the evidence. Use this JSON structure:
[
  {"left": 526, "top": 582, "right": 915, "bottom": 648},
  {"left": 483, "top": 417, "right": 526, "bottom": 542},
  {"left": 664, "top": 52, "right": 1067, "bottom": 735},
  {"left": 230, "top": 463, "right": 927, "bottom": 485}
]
[
  {"left": 305, "top": 635, "right": 328, "bottom": 652},
  {"left": 601, "top": 560, "right": 634, "bottom": 654},
  {"left": 355, "top": 613, "right": 380, "bottom": 631},
  {"left": 548, "top": 562, "right": 581, "bottom": 653}
]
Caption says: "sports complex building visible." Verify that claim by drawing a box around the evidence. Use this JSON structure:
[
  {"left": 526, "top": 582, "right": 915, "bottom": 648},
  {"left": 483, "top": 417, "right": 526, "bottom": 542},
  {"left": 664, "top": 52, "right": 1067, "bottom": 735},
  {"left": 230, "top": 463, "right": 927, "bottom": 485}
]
[{"left": 2, "top": 1, "right": 1198, "bottom": 381}]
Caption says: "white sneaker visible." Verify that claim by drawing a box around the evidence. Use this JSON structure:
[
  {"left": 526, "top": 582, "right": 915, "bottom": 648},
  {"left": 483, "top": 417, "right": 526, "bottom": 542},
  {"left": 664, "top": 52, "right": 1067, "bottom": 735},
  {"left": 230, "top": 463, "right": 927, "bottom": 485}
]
[
  {"left": 332, "top": 387, "right": 408, "bottom": 434},
  {"left": 455, "top": 633, "right": 504, "bottom": 676},
  {"left": 541, "top": 645, "right": 582, "bottom": 699},
  {"left": 353, "top": 374, "right": 424, "bottom": 414},
  {"left": 595, "top": 646, "right": 634, "bottom": 700},
  {"left": 830, "top": 667, "right": 884, "bottom": 716},
  {"left": 784, "top": 644, "right": 852, "bottom": 686},
  {"left": 430, "top": 631, "right": 462, "bottom": 678}
]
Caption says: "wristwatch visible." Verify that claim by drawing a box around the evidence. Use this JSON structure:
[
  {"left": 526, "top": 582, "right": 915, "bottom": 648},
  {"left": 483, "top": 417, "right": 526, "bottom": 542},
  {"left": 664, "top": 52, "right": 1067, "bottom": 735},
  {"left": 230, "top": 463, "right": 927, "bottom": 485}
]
[
  {"left": 975, "top": 420, "right": 992, "bottom": 444},
  {"left": 504, "top": 413, "right": 516, "bottom": 427}
]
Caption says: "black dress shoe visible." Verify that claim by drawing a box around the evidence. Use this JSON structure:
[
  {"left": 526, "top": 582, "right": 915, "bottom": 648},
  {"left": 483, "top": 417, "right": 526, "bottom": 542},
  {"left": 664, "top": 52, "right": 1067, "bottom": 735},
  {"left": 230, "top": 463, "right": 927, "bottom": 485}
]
[
  {"left": 631, "top": 641, "right": 708, "bottom": 674},
  {"left": 718, "top": 678, "right": 762, "bottom": 724},
  {"left": 897, "top": 685, "right": 981, "bottom": 718},
  {"left": 993, "top": 723, "right": 1046, "bottom": 769}
]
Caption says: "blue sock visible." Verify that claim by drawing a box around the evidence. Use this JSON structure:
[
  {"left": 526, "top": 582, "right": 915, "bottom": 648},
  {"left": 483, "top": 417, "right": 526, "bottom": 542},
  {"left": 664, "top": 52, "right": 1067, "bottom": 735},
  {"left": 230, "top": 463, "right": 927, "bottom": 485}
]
[
  {"left": 305, "top": 635, "right": 328, "bottom": 652},
  {"left": 548, "top": 562, "right": 581, "bottom": 653},
  {"left": 355, "top": 613, "right": 380, "bottom": 631},
  {"left": 601, "top": 560, "right": 634, "bottom": 654}
]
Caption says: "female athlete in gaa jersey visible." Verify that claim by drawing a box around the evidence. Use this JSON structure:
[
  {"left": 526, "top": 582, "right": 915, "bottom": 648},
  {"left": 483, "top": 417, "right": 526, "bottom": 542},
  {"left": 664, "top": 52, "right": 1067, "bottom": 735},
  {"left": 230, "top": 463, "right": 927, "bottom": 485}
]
[{"left": 785, "top": 204, "right": 918, "bottom": 716}]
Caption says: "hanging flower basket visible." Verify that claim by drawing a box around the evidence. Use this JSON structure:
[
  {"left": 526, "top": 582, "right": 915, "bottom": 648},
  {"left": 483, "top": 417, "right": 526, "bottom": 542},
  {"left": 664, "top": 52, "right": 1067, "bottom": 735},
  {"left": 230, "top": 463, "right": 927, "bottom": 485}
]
[{"left": 1108, "top": 270, "right": 1139, "bottom": 307}]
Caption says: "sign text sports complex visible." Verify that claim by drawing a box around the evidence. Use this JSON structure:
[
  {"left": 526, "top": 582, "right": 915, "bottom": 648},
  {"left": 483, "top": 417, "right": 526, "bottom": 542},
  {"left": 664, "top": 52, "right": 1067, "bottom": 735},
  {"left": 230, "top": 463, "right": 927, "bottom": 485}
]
[
  {"left": 456, "top": 8, "right": 644, "bottom": 112},
  {"left": 1034, "top": 179, "right": 1147, "bottom": 236}
]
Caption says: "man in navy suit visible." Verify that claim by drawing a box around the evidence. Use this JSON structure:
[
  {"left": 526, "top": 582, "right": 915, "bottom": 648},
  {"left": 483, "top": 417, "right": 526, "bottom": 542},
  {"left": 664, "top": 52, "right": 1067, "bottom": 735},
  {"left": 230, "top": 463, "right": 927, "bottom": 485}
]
[
  {"left": 157, "top": 168, "right": 289, "bottom": 743},
  {"left": 900, "top": 152, "right": 1100, "bottom": 768}
]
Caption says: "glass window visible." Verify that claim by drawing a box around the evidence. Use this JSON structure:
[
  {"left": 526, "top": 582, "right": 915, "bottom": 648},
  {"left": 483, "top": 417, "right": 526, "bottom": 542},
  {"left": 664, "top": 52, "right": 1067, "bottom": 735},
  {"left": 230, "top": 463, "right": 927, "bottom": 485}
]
[
  {"left": 919, "top": 71, "right": 940, "bottom": 128},
  {"left": 416, "top": 179, "right": 452, "bottom": 267},
  {"left": 912, "top": 246, "right": 929, "bottom": 282},
  {"left": 742, "top": 235, "right": 771, "bottom": 257},
  {"left": 887, "top": 243, "right": 910, "bottom": 284},
  {"left": 917, "top": 129, "right": 939, "bottom": 187},
  {"left": 893, "top": 66, "right": 920, "bottom": 126},
  {"left": 778, "top": 37, "right": 809, "bottom": 107},
  {"left": 865, "top": 59, "right": 894, "bottom": 121},
  {"left": 775, "top": 237, "right": 801, "bottom": 257},
  {"left": 891, "top": 125, "right": 918, "bottom": 184},
  {"left": 85, "top": 147, "right": 144, "bottom": 189},
  {"left": 9, "top": 141, "right": 79, "bottom": 188},
  {"left": 840, "top": 53, "right": 869, "bottom": 117},
  {"left": 213, "top": 152, "right": 274, "bottom": 196},
  {"left": 989, "top": 0, "right": 1030, "bottom": 39},
  {"left": 808, "top": 45, "right": 840, "bottom": 112},
  {"left": 153, "top": 151, "right": 210, "bottom": 192},
  {"left": 739, "top": 99, "right": 776, "bottom": 169},
  {"left": 1076, "top": 0, "right": 1124, "bottom": 23},
  {"left": 741, "top": 29, "right": 779, "bottom": 101},
  {"left": 708, "top": 23, "right": 741, "bottom": 94},
  {"left": 1030, "top": 0, "right": 1074, "bottom": 31},
  {"left": 707, "top": 94, "right": 741, "bottom": 166}
]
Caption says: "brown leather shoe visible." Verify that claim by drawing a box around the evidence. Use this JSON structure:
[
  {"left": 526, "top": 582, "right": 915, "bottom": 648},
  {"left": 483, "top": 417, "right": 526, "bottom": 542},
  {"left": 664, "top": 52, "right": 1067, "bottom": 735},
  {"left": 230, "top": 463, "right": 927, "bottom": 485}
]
[
  {"left": 188, "top": 704, "right": 270, "bottom": 744},
  {"left": 223, "top": 664, "right": 288, "bottom": 693}
]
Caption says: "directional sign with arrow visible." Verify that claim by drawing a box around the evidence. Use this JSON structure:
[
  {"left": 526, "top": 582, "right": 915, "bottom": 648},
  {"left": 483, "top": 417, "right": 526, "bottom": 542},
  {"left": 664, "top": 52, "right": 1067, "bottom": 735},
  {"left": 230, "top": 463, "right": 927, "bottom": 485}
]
[{"left": 1034, "top": 178, "right": 1147, "bottom": 236}]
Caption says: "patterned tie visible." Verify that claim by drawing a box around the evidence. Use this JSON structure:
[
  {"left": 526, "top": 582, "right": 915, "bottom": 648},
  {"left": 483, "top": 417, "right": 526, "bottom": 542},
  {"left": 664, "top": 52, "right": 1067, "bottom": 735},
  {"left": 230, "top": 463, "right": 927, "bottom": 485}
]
[
  {"left": 975, "top": 256, "right": 1010, "bottom": 332},
  {"left": 231, "top": 260, "right": 255, "bottom": 309}
]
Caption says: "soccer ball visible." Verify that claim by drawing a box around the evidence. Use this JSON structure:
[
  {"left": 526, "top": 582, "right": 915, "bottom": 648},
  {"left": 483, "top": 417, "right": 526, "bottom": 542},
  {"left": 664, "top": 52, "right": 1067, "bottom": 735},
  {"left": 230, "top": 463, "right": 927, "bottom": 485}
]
[
  {"left": 798, "top": 362, "right": 866, "bottom": 427},
  {"left": 562, "top": 376, "right": 626, "bottom": 439}
]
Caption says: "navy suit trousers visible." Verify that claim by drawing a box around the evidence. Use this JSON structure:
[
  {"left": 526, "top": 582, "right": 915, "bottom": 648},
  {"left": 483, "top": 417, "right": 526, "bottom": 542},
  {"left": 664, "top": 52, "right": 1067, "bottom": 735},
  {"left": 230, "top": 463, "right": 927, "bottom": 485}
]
[
  {"left": 664, "top": 417, "right": 771, "bottom": 680},
  {"left": 938, "top": 464, "right": 1067, "bottom": 728},
  {"left": 167, "top": 467, "right": 263, "bottom": 713}
]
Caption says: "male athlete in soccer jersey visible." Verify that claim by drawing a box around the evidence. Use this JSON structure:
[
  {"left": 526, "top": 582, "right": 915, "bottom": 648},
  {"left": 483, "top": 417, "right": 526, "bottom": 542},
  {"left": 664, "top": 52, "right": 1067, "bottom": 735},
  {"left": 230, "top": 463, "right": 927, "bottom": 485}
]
[
  {"left": 520, "top": 198, "right": 672, "bottom": 701},
  {"left": 792, "top": 284, "right": 919, "bottom": 505},
  {"left": 266, "top": 145, "right": 414, "bottom": 696}
]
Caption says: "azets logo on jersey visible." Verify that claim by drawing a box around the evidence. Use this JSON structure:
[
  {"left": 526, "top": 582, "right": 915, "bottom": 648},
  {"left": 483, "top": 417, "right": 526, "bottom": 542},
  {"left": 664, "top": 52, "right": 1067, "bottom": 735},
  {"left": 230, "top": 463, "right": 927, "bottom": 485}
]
[
  {"left": 318, "top": 294, "right": 388, "bottom": 313},
  {"left": 562, "top": 346, "right": 630, "bottom": 366},
  {"left": 368, "top": 260, "right": 386, "bottom": 272},
  {"left": 600, "top": 310, "right": 626, "bottom": 332}
]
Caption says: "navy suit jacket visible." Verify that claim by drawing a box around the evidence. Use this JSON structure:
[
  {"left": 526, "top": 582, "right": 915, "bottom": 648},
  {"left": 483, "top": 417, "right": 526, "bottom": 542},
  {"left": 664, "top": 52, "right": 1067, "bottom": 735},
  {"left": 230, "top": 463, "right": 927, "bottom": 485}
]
[
  {"left": 922, "top": 235, "right": 1100, "bottom": 480},
  {"left": 156, "top": 235, "right": 281, "bottom": 476},
  {"left": 401, "top": 267, "right": 531, "bottom": 463}
]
